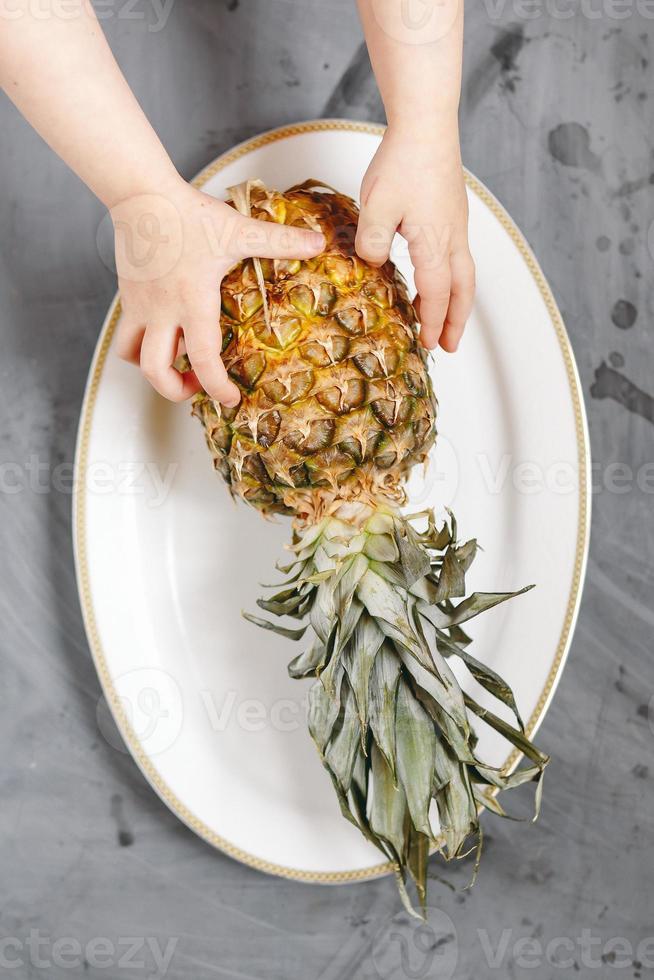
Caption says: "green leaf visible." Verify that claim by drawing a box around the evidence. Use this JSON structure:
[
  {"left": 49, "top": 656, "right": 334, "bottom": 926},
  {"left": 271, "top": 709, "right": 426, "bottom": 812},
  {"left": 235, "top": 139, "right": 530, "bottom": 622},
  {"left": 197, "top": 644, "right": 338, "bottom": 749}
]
[
  {"left": 325, "top": 680, "right": 361, "bottom": 793},
  {"left": 312, "top": 544, "right": 340, "bottom": 574},
  {"left": 368, "top": 560, "right": 406, "bottom": 589},
  {"left": 310, "top": 578, "right": 337, "bottom": 644},
  {"left": 287, "top": 638, "right": 327, "bottom": 679},
  {"left": 435, "top": 628, "right": 524, "bottom": 731},
  {"left": 394, "top": 518, "right": 432, "bottom": 587},
  {"left": 342, "top": 616, "right": 385, "bottom": 743},
  {"left": 289, "top": 519, "right": 327, "bottom": 555},
  {"left": 413, "top": 597, "right": 451, "bottom": 629},
  {"left": 368, "top": 642, "right": 402, "bottom": 778},
  {"left": 358, "top": 570, "right": 432, "bottom": 669},
  {"left": 242, "top": 611, "right": 308, "bottom": 641},
  {"left": 297, "top": 569, "right": 336, "bottom": 586},
  {"left": 325, "top": 516, "right": 362, "bottom": 542},
  {"left": 323, "top": 533, "right": 366, "bottom": 561},
  {"left": 274, "top": 556, "right": 303, "bottom": 575},
  {"left": 365, "top": 511, "right": 395, "bottom": 535},
  {"left": 413, "top": 685, "right": 475, "bottom": 765},
  {"left": 464, "top": 694, "right": 550, "bottom": 770},
  {"left": 254, "top": 505, "right": 547, "bottom": 917},
  {"left": 411, "top": 603, "right": 470, "bottom": 718},
  {"left": 445, "top": 509, "right": 458, "bottom": 545},
  {"left": 357, "top": 567, "right": 408, "bottom": 628},
  {"left": 259, "top": 583, "right": 299, "bottom": 604},
  {"left": 335, "top": 553, "right": 369, "bottom": 619},
  {"left": 475, "top": 761, "right": 545, "bottom": 792},
  {"left": 333, "top": 597, "right": 365, "bottom": 658},
  {"left": 445, "top": 587, "right": 534, "bottom": 626},
  {"left": 414, "top": 511, "right": 452, "bottom": 551},
  {"left": 473, "top": 786, "right": 511, "bottom": 818},
  {"left": 318, "top": 631, "right": 342, "bottom": 699},
  {"left": 308, "top": 668, "right": 343, "bottom": 752},
  {"left": 364, "top": 532, "right": 399, "bottom": 563},
  {"left": 406, "top": 825, "right": 431, "bottom": 916},
  {"left": 321, "top": 599, "right": 366, "bottom": 698},
  {"left": 316, "top": 742, "right": 391, "bottom": 858},
  {"left": 448, "top": 623, "right": 473, "bottom": 648},
  {"left": 257, "top": 593, "right": 307, "bottom": 617},
  {"left": 432, "top": 728, "right": 459, "bottom": 792},
  {"left": 433, "top": 546, "right": 466, "bottom": 601},
  {"left": 455, "top": 538, "right": 478, "bottom": 573},
  {"left": 395, "top": 678, "right": 436, "bottom": 838},
  {"left": 435, "top": 760, "right": 477, "bottom": 858},
  {"left": 348, "top": 748, "right": 376, "bottom": 843},
  {"left": 396, "top": 642, "right": 469, "bottom": 736},
  {"left": 370, "top": 743, "right": 407, "bottom": 859}
]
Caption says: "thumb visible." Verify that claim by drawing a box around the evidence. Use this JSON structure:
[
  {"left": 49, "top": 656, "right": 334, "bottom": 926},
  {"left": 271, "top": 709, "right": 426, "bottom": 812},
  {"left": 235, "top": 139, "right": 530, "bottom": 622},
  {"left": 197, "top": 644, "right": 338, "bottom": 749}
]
[
  {"left": 355, "top": 195, "right": 401, "bottom": 268},
  {"left": 232, "top": 213, "right": 325, "bottom": 261}
]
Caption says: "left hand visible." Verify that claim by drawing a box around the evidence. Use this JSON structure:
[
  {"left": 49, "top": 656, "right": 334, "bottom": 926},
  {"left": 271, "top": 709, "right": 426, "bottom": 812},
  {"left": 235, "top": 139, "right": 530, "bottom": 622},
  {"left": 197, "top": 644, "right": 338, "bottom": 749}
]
[{"left": 355, "top": 124, "right": 475, "bottom": 352}]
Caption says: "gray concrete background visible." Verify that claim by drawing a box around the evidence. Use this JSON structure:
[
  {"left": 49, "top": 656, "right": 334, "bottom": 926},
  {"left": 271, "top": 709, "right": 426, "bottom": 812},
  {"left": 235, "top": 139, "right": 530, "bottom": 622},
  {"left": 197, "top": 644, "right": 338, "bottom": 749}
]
[{"left": 1, "top": 2, "right": 653, "bottom": 978}]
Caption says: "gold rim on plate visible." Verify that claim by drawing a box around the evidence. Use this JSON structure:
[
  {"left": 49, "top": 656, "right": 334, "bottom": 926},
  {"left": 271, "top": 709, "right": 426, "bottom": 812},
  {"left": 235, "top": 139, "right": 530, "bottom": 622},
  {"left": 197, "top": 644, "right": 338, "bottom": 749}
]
[{"left": 73, "top": 119, "right": 591, "bottom": 884}]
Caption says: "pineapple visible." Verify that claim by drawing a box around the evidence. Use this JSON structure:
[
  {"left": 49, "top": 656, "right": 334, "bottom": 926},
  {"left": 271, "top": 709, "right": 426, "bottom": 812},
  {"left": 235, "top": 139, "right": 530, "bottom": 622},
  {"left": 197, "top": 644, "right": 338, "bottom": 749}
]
[{"left": 192, "top": 180, "right": 547, "bottom": 913}]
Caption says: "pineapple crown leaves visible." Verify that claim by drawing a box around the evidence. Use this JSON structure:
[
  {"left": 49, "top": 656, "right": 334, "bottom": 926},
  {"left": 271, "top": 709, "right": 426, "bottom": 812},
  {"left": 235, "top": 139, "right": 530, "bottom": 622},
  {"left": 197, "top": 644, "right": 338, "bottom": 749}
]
[{"left": 243, "top": 507, "right": 549, "bottom": 917}]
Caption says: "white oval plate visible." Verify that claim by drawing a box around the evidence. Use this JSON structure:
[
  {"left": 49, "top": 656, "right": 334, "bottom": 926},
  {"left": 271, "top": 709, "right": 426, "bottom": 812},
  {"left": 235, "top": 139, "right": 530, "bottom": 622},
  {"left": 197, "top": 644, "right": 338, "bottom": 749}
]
[{"left": 74, "top": 121, "right": 590, "bottom": 882}]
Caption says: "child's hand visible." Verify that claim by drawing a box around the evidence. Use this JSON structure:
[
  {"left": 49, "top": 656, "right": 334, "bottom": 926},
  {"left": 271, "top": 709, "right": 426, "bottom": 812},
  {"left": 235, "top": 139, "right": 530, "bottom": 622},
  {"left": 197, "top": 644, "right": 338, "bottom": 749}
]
[
  {"left": 112, "top": 178, "right": 325, "bottom": 405},
  {"left": 355, "top": 124, "right": 475, "bottom": 353}
]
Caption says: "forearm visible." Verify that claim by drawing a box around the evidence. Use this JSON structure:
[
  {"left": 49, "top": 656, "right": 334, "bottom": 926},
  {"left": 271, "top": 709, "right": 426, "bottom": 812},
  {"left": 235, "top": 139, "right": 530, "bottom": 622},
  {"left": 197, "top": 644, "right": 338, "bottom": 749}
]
[
  {"left": 0, "top": 0, "right": 179, "bottom": 207},
  {"left": 356, "top": 0, "right": 463, "bottom": 136},
  {"left": 355, "top": 0, "right": 472, "bottom": 352}
]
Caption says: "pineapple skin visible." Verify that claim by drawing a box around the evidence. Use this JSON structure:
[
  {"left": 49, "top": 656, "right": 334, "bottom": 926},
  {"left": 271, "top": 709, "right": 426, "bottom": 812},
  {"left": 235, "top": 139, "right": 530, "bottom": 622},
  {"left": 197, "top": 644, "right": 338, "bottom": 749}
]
[{"left": 192, "top": 182, "right": 437, "bottom": 520}]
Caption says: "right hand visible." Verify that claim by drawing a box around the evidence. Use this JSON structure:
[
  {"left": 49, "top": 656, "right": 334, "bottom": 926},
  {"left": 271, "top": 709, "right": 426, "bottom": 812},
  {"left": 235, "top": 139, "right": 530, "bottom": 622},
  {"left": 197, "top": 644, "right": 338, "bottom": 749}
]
[{"left": 111, "top": 177, "right": 325, "bottom": 406}]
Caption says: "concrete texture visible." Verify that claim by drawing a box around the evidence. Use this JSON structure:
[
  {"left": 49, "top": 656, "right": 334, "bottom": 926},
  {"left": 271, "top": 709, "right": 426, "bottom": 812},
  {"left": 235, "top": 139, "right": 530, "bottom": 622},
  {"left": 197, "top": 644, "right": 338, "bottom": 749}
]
[{"left": 1, "top": 2, "right": 653, "bottom": 978}]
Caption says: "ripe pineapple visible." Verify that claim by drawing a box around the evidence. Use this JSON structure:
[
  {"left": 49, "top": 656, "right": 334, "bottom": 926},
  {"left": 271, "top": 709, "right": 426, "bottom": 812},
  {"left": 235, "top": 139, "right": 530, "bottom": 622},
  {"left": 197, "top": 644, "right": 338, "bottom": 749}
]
[{"left": 192, "top": 180, "right": 547, "bottom": 913}]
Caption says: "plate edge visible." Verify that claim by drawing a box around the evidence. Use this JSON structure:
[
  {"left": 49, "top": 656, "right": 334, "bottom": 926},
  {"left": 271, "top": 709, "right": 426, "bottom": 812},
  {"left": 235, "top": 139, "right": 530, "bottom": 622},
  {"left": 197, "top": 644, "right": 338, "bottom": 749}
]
[{"left": 72, "top": 118, "right": 592, "bottom": 885}]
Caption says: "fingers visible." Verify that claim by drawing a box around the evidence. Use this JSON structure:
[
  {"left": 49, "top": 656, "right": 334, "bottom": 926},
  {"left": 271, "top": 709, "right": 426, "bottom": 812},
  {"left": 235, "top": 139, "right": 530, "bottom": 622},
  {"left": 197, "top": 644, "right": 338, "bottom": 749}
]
[
  {"left": 232, "top": 213, "right": 325, "bottom": 261},
  {"left": 355, "top": 182, "right": 402, "bottom": 267},
  {"left": 140, "top": 325, "right": 202, "bottom": 402},
  {"left": 115, "top": 316, "right": 145, "bottom": 365},
  {"left": 184, "top": 300, "right": 241, "bottom": 407},
  {"left": 120, "top": 307, "right": 238, "bottom": 406},
  {"left": 413, "top": 263, "right": 452, "bottom": 350},
  {"left": 440, "top": 250, "right": 476, "bottom": 353}
]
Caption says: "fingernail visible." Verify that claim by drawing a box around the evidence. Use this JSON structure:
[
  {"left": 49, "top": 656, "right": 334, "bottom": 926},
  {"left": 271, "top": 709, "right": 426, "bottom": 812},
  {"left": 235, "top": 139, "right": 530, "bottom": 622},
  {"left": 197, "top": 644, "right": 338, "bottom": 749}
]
[{"left": 308, "top": 233, "right": 325, "bottom": 251}]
